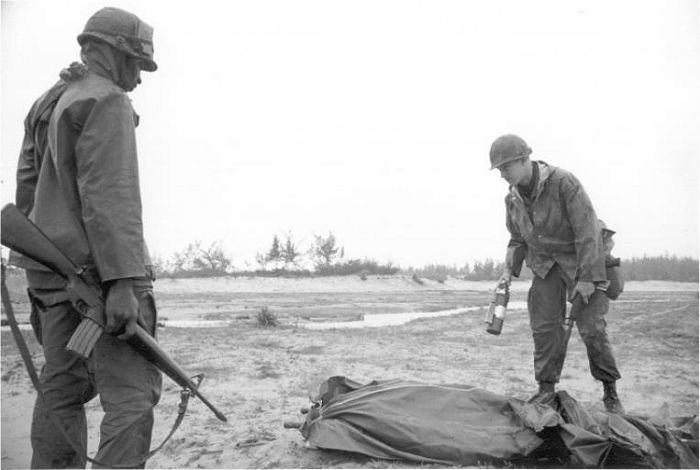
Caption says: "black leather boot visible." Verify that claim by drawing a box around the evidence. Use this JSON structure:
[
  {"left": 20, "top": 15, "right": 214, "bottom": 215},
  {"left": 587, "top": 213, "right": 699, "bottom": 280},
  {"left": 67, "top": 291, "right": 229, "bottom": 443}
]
[
  {"left": 603, "top": 381, "right": 625, "bottom": 414},
  {"left": 528, "top": 381, "right": 556, "bottom": 405}
]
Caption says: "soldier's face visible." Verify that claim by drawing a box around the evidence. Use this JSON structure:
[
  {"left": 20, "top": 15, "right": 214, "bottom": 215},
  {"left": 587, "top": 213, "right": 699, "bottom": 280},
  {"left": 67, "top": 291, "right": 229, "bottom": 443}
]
[
  {"left": 122, "top": 56, "right": 143, "bottom": 91},
  {"left": 498, "top": 158, "right": 530, "bottom": 186}
]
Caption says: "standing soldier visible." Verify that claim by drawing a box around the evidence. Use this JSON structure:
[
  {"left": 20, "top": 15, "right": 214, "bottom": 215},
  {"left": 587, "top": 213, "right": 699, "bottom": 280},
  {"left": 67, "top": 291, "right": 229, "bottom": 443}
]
[
  {"left": 489, "top": 134, "right": 624, "bottom": 413},
  {"left": 11, "top": 7, "right": 162, "bottom": 468}
]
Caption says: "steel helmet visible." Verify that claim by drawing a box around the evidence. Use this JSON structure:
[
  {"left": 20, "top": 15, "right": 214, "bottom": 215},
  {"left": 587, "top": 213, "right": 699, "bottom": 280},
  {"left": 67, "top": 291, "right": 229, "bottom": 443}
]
[
  {"left": 489, "top": 134, "right": 532, "bottom": 170},
  {"left": 77, "top": 7, "right": 157, "bottom": 72}
]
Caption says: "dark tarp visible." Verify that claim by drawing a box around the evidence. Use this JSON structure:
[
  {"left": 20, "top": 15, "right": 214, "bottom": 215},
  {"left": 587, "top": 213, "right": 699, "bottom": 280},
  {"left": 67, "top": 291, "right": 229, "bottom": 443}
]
[{"left": 293, "top": 376, "right": 698, "bottom": 468}]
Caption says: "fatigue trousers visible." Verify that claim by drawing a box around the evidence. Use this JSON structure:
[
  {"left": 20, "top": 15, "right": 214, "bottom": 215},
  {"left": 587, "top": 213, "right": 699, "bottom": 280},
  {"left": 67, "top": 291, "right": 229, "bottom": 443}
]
[
  {"left": 26, "top": 270, "right": 162, "bottom": 469},
  {"left": 527, "top": 265, "right": 621, "bottom": 384}
]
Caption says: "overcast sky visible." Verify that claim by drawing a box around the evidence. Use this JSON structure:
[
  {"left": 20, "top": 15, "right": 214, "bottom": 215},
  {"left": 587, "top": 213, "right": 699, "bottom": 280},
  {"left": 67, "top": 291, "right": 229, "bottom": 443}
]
[{"left": 2, "top": 0, "right": 698, "bottom": 268}]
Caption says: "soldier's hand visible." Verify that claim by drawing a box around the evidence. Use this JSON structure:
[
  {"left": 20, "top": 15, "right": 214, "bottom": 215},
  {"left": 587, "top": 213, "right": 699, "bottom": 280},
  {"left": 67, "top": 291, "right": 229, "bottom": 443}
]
[
  {"left": 105, "top": 278, "right": 138, "bottom": 340},
  {"left": 572, "top": 280, "right": 595, "bottom": 304},
  {"left": 497, "top": 270, "right": 513, "bottom": 288}
]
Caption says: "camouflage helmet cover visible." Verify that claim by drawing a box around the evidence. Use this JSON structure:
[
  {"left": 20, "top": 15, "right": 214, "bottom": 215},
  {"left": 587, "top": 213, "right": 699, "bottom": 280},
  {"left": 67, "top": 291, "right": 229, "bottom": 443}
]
[
  {"left": 489, "top": 134, "right": 532, "bottom": 170},
  {"left": 77, "top": 7, "right": 157, "bottom": 72}
]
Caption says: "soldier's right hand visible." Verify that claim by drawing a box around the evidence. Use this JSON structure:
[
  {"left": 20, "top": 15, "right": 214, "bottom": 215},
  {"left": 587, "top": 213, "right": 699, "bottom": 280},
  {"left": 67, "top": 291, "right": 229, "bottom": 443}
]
[
  {"left": 497, "top": 270, "right": 512, "bottom": 288},
  {"left": 105, "top": 278, "right": 138, "bottom": 340}
]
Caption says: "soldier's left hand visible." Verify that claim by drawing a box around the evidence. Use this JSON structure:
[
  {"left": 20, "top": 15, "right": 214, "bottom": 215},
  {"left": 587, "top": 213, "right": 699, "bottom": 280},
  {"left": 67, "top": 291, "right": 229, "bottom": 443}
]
[
  {"left": 105, "top": 278, "right": 138, "bottom": 340},
  {"left": 572, "top": 280, "right": 595, "bottom": 304}
]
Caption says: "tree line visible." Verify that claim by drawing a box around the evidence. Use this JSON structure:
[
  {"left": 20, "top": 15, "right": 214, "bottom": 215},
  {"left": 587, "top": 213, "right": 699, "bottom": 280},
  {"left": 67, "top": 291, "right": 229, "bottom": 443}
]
[
  {"left": 152, "top": 232, "right": 400, "bottom": 278},
  {"left": 406, "top": 256, "right": 698, "bottom": 283},
  {"left": 150, "top": 234, "right": 698, "bottom": 282},
  {"left": 622, "top": 255, "right": 698, "bottom": 282}
]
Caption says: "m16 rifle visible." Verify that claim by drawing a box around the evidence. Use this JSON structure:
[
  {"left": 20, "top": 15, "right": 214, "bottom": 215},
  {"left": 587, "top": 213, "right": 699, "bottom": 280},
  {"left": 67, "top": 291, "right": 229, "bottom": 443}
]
[{"left": 1, "top": 203, "right": 226, "bottom": 422}]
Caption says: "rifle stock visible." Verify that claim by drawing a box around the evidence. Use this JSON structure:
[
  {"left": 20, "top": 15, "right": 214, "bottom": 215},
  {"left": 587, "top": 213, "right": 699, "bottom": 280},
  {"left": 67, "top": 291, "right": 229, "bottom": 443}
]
[
  {"left": 0, "top": 203, "right": 227, "bottom": 422},
  {"left": 0, "top": 203, "right": 81, "bottom": 278}
]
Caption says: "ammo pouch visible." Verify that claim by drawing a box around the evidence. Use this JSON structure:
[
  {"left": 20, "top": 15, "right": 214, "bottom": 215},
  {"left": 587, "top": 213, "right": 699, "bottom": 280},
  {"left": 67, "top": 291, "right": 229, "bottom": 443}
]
[{"left": 605, "top": 255, "right": 624, "bottom": 300}]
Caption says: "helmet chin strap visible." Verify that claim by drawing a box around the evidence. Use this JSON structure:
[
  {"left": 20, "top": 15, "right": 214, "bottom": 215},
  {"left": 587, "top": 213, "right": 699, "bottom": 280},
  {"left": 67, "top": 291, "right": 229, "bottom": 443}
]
[{"left": 116, "top": 54, "right": 142, "bottom": 91}]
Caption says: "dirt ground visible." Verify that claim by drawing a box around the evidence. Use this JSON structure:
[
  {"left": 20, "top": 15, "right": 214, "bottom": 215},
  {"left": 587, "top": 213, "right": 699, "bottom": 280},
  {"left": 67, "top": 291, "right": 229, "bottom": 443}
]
[{"left": 1, "top": 274, "right": 698, "bottom": 469}]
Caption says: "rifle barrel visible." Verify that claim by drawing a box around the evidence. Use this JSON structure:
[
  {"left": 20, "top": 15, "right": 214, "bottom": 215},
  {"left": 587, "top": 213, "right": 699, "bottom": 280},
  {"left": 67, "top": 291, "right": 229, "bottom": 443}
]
[{"left": 132, "top": 327, "right": 227, "bottom": 422}]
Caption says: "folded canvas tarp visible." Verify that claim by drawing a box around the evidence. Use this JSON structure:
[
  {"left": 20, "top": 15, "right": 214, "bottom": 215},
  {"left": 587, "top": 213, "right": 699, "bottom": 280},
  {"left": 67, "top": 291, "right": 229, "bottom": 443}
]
[{"left": 292, "top": 376, "right": 698, "bottom": 468}]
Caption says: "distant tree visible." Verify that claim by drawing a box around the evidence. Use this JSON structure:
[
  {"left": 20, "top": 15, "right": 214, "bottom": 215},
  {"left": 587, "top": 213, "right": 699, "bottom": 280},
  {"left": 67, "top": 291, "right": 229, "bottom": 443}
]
[
  {"left": 313, "top": 232, "right": 342, "bottom": 267},
  {"left": 255, "top": 251, "right": 268, "bottom": 270},
  {"left": 151, "top": 254, "right": 170, "bottom": 277},
  {"left": 266, "top": 235, "right": 282, "bottom": 263},
  {"left": 172, "top": 242, "right": 198, "bottom": 272},
  {"left": 281, "top": 234, "right": 300, "bottom": 267},
  {"left": 171, "top": 240, "right": 232, "bottom": 276},
  {"left": 481, "top": 258, "right": 496, "bottom": 279},
  {"left": 471, "top": 260, "right": 488, "bottom": 279},
  {"left": 198, "top": 241, "right": 232, "bottom": 272},
  {"left": 465, "top": 258, "right": 503, "bottom": 281},
  {"left": 256, "top": 235, "right": 286, "bottom": 271}
]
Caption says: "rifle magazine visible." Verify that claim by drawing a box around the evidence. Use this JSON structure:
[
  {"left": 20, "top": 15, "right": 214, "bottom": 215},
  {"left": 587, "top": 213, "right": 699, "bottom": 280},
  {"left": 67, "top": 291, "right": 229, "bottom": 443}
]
[{"left": 67, "top": 317, "right": 103, "bottom": 359}]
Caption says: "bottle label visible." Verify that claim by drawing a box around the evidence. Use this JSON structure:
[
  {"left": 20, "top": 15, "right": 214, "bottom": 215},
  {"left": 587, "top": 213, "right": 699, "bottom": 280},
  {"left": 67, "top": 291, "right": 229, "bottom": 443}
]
[{"left": 494, "top": 305, "right": 507, "bottom": 319}]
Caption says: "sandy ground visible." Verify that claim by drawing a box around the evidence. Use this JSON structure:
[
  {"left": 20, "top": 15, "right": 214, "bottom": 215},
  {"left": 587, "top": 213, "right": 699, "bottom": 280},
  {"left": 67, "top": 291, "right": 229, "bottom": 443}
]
[{"left": 1, "top": 274, "right": 698, "bottom": 468}]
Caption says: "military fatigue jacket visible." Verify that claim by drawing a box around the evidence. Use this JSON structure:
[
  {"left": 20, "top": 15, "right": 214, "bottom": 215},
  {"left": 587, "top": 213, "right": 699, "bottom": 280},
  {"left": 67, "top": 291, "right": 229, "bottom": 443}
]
[
  {"left": 504, "top": 161, "right": 606, "bottom": 285},
  {"left": 12, "top": 71, "right": 150, "bottom": 282}
]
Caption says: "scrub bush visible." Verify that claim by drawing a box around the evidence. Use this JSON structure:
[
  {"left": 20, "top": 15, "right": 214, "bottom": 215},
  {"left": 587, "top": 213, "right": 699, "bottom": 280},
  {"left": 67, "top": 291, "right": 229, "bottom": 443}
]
[{"left": 256, "top": 306, "right": 279, "bottom": 327}]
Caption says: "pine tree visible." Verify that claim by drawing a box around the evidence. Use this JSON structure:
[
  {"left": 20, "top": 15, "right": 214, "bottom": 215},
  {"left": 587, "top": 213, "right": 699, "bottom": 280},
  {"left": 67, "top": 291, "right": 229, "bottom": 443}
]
[
  {"left": 282, "top": 235, "right": 300, "bottom": 266},
  {"left": 266, "top": 235, "right": 281, "bottom": 263},
  {"left": 313, "top": 232, "right": 341, "bottom": 266}
]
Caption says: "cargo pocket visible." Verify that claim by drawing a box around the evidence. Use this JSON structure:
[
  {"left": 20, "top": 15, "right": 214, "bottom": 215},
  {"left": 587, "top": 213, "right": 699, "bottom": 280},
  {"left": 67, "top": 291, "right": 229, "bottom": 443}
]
[{"left": 26, "top": 288, "right": 73, "bottom": 345}]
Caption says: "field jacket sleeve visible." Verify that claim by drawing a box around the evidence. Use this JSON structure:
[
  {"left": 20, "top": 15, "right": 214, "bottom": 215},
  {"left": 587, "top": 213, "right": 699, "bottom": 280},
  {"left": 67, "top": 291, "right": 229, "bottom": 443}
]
[
  {"left": 74, "top": 92, "right": 146, "bottom": 281},
  {"left": 505, "top": 196, "right": 527, "bottom": 277},
  {"left": 560, "top": 173, "right": 606, "bottom": 282},
  {"left": 15, "top": 117, "right": 39, "bottom": 216}
]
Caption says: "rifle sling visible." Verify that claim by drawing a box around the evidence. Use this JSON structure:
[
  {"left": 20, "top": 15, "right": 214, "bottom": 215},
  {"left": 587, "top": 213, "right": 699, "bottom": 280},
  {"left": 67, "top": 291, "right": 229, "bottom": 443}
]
[{"left": 1, "top": 265, "right": 192, "bottom": 468}]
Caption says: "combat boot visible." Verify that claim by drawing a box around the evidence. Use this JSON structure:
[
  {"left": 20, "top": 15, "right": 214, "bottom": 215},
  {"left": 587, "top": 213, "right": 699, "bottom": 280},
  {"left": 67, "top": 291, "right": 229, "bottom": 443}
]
[
  {"left": 603, "top": 381, "right": 625, "bottom": 414},
  {"left": 528, "top": 381, "right": 556, "bottom": 405}
]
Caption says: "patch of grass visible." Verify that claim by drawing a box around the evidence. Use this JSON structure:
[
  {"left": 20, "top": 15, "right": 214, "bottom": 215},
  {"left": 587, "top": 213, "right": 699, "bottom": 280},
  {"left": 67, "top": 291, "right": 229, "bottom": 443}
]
[
  {"left": 293, "top": 345, "right": 325, "bottom": 355},
  {"left": 254, "top": 338, "right": 282, "bottom": 348},
  {"left": 256, "top": 363, "right": 281, "bottom": 379},
  {"left": 256, "top": 306, "right": 279, "bottom": 327}
]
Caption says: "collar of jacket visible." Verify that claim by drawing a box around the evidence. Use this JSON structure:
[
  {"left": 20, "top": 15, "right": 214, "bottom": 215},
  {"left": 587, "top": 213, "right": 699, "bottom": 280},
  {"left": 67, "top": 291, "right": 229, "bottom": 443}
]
[{"left": 508, "top": 160, "right": 554, "bottom": 204}]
